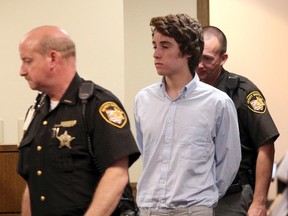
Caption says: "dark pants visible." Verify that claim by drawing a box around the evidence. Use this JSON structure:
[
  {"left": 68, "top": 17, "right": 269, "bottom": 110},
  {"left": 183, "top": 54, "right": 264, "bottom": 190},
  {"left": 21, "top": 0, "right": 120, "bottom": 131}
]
[{"left": 215, "top": 184, "right": 253, "bottom": 216}]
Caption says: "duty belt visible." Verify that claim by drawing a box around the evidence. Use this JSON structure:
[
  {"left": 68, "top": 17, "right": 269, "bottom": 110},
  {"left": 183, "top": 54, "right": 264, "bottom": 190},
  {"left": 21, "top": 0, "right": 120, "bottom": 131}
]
[{"left": 225, "top": 171, "right": 253, "bottom": 195}]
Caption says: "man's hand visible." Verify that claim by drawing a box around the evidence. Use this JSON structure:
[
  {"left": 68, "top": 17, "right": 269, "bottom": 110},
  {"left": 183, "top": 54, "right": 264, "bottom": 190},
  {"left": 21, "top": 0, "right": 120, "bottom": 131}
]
[{"left": 247, "top": 202, "right": 267, "bottom": 216}]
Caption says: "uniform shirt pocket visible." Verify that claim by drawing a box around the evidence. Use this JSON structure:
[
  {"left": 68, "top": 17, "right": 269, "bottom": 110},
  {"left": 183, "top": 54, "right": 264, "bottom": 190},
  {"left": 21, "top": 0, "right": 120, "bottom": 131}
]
[{"left": 49, "top": 141, "right": 74, "bottom": 173}]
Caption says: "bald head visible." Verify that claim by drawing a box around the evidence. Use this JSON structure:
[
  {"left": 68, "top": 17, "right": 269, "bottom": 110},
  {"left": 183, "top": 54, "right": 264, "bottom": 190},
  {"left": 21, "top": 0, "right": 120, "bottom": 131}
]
[
  {"left": 203, "top": 26, "right": 227, "bottom": 55},
  {"left": 22, "top": 25, "right": 69, "bottom": 39},
  {"left": 21, "top": 25, "right": 76, "bottom": 59}
]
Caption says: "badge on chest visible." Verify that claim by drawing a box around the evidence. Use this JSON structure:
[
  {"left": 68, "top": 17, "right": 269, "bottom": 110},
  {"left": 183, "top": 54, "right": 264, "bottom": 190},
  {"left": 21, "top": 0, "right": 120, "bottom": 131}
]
[{"left": 52, "top": 120, "right": 77, "bottom": 149}]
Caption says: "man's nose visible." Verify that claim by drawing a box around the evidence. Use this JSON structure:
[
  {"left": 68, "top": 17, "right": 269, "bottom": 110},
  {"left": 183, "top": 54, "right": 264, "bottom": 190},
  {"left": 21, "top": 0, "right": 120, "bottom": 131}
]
[
  {"left": 198, "top": 60, "right": 204, "bottom": 68},
  {"left": 19, "top": 65, "right": 27, "bottom": 76},
  {"left": 153, "top": 48, "right": 161, "bottom": 59}
]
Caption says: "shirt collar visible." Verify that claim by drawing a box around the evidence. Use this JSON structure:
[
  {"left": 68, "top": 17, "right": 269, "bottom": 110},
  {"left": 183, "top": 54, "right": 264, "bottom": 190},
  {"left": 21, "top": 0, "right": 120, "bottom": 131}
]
[
  {"left": 185, "top": 73, "right": 199, "bottom": 93},
  {"left": 159, "top": 73, "right": 200, "bottom": 99},
  {"left": 59, "top": 72, "right": 82, "bottom": 106}
]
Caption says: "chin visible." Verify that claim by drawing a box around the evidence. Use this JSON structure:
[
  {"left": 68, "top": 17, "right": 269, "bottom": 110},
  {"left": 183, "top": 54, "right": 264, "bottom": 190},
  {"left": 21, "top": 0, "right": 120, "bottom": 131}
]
[
  {"left": 28, "top": 84, "right": 38, "bottom": 91},
  {"left": 156, "top": 71, "right": 165, "bottom": 76}
]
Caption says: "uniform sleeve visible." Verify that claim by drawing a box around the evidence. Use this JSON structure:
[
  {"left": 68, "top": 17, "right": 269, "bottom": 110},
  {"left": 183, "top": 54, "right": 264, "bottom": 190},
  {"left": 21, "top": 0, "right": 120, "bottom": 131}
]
[
  {"left": 91, "top": 98, "right": 140, "bottom": 170},
  {"left": 243, "top": 90, "right": 279, "bottom": 148},
  {"left": 214, "top": 97, "right": 241, "bottom": 198}
]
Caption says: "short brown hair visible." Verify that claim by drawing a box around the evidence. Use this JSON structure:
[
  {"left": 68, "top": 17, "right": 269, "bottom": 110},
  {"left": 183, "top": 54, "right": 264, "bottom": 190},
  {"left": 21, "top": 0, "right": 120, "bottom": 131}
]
[{"left": 38, "top": 35, "right": 76, "bottom": 59}]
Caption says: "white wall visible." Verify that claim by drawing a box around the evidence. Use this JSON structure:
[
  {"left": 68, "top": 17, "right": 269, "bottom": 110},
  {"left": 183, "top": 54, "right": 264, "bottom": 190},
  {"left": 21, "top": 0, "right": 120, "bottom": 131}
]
[
  {"left": 210, "top": 0, "right": 288, "bottom": 198},
  {"left": 0, "top": 1, "right": 124, "bottom": 144}
]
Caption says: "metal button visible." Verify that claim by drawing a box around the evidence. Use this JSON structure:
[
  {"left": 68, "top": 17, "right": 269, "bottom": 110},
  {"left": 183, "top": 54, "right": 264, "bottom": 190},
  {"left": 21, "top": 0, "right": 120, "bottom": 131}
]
[
  {"left": 40, "top": 196, "right": 45, "bottom": 201},
  {"left": 37, "top": 146, "right": 42, "bottom": 151},
  {"left": 37, "top": 170, "right": 42, "bottom": 176},
  {"left": 42, "top": 121, "right": 48, "bottom": 125}
]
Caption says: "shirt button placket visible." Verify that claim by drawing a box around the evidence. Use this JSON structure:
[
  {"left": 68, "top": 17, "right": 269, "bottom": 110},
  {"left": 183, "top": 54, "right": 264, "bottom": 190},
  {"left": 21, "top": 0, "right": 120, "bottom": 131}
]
[{"left": 38, "top": 120, "right": 47, "bottom": 205}]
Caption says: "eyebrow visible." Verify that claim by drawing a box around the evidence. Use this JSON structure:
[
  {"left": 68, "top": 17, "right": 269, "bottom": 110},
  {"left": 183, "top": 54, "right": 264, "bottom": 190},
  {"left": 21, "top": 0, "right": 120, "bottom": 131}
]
[{"left": 152, "top": 40, "right": 173, "bottom": 46}]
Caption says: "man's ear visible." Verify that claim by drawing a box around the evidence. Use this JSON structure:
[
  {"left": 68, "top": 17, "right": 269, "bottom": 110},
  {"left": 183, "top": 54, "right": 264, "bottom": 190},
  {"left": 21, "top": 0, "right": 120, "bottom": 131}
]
[
  {"left": 49, "top": 50, "right": 59, "bottom": 70},
  {"left": 220, "top": 53, "right": 228, "bottom": 66}
]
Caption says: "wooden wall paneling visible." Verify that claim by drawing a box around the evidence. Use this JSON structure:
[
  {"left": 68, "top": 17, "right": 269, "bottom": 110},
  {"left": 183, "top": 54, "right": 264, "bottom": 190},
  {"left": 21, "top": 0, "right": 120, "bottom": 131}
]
[
  {"left": 0, "top": 145, "right": 25, "bottom": 215},
  {"left": 197, "top": 0, "right": 210, "bottom": 27}
]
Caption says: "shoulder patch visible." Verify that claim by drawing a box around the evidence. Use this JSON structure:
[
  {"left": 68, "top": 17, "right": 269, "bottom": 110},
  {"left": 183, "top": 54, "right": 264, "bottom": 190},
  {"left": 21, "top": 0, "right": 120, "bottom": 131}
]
[
  {"left": 246, "top": 91, "right": 266, "bottom": 114},
  {"left": 99, "top": 101, "right": 127, "bottom": 128}
]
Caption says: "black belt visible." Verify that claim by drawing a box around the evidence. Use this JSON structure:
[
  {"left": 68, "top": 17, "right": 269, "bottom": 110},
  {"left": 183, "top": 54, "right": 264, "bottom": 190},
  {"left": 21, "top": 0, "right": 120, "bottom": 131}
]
[
  {"left": 225, "top": 183, "right": 243, "bottom": 195},
  {"left": 225, "top": 171, "right": 253, "bottom": 195}
]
